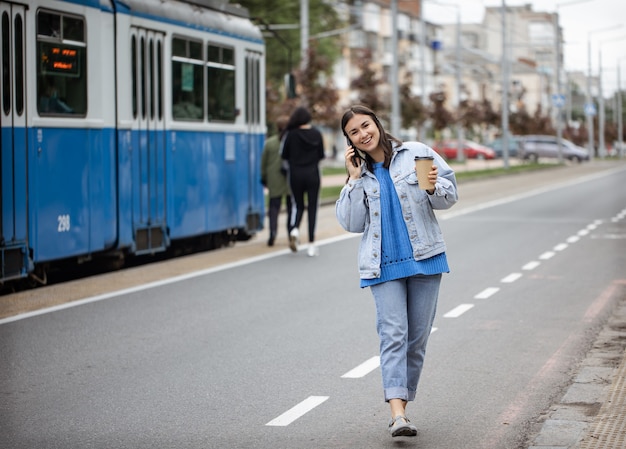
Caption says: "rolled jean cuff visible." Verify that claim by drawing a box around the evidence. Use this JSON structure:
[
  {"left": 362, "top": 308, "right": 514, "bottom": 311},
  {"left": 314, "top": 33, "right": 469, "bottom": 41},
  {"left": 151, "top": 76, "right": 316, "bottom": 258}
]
[{"left": 384, "top": 386, "right": 408, "bottom": 402}]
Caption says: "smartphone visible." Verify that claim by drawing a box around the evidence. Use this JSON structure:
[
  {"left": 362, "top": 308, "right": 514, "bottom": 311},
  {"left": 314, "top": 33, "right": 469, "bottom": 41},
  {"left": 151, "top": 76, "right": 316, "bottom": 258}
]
[{"left": 346, "top": 137, "right": 365, "bottom": 167}]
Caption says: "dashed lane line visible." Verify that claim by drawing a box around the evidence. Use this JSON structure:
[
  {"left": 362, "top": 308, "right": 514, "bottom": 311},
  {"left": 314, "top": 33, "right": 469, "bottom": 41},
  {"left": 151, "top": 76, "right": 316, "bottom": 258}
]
[
  {"left": 523, "top": 261, "right": 541, "bottom": 271},
  {"left": 341, "top": 356, "right": 380, "bottom": 379},
  {"left": 501, "top": 273, "right": 523, "bottom": 283},
  {"left": 444, "top": 304, "right": 475, "bottom": 318},
  {"left": 474, "top": 287, "right": 500, "bottom": 299},
  {"left": 266, "top": 396, "right": 329, "bottom": 427}
]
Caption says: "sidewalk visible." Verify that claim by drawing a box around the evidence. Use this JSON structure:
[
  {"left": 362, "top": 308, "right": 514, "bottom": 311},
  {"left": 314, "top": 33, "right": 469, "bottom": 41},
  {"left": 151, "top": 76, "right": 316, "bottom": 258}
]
[
  {"left": 529, "top": 288, "right": 626, "bottom": 448},
  {"left": 321, "top": 156, "right": 530, "bottom": 190}
]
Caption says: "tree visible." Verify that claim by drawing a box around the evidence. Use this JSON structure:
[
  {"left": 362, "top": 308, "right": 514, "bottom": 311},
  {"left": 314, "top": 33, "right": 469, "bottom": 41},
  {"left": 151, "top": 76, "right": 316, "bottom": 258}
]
[
  {"left": 508, "top": 106, "right": 532, "bottom": 135},
  {"left": 429, "top": 90, "right": 453, "bottom": 135},
  {"left": 480, "top": 99, "right": 500, "bottom": 128},
  {"left": 400, "top": 73, "right": 426, "bottom": 130},
  {"left": 350, "top": 48, "right": 388, "bottom": 117},
  {"left": 295, "top": 43, "right": 339, "bottom": 128},
  {"left": 239, "top": 0, "right": 343, "bottom": 95}
]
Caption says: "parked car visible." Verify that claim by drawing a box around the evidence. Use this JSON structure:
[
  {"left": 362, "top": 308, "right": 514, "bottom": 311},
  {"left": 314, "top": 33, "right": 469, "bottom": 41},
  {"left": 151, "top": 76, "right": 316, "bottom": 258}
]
[
  {"left": 432, "top": 139, "right": 496, "bottom": 160},
  {"left": 487, "top": 136, "right": 522, "bottom": 158},
  {"left": 518, "top": 135, "right": 590, "bottom": 162}
]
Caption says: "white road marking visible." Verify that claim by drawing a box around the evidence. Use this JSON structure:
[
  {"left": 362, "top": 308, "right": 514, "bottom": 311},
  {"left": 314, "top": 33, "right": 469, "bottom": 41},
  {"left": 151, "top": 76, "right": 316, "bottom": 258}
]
[
  {"left": 522, "top": 261, "right": 541, "bottom": 270},
  {"left": 577, "top": 229, "right": 589, "bottom": 236},
  {"left": 437, "top": 167, "right": 625, "bottom": 221},
  {"left": 0, "top": 234, "right": 359, "bottom": 325},
  {"left": 474, "top": 287, "right": 500, "bottom": 299},
  {"left": 443, "top": 304, "right": 474, "bottom": 318},
  {"left": 341, "top": 356, "right": 380, "bottom": 378},
  {"left": 431, "top": 327, "right": 438, "bottom": 334},
  {"left": 501, "top": 273, "right": 522, "bottom": 283},
  {"left": 554, "top": 243, "right": 568, "bottom": 251},
  {"left": 266, "top": 396, "right": 329, "bottom": 426},
  {"left": 567, "top": 235, "right": 580, "bottom": 243},
  {"left": 539, "top": 251, "right": 555, "bottom": 260}
]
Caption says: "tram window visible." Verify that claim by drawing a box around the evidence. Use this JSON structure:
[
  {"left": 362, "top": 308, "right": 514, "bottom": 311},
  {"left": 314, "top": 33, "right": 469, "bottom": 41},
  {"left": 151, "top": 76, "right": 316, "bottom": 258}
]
[
  {"left": 140, "top": 36, "right": 146, "bottom": 118},
  {"left": 172, "top": 37, "right": 204, "bottom": 121},
  {"left": 207, "top": 44, "right": 235, "bottom": 122},
  {"left": 36, "top": 11, "right": 86, "bottom": 116},
  {"left": 14, "top": 15, "right": 24, "bottom": 115},
  {"left": 157, "top": 41, "right": 163, "bottom": 120},
  {"left": 131, "top": 35, "right": 137, "bottom": 119},
  {"left": 149, "top": 39, "right": 155, "bottom": 119},
  {"left": 2, "top": 12, "right": 9, "bottom": 115}
]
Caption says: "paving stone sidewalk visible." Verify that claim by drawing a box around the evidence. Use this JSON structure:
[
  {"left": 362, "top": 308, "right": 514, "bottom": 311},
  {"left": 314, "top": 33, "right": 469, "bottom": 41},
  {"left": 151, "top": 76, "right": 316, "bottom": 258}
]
[{"left": 528, "top": 288, "right": 626, "bottom": 449}]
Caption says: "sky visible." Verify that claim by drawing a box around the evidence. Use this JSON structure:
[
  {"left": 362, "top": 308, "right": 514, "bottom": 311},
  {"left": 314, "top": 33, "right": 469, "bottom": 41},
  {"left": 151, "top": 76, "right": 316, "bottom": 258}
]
[{"left": 422, "top": 0, "right": 626, "bottom": 96}]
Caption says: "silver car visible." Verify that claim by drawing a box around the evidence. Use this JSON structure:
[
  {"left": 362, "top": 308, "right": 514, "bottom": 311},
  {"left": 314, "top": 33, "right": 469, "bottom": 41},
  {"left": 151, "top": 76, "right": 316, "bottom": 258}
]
[{"left": 519, "top": 135, "right": 590, "bottom": 162}]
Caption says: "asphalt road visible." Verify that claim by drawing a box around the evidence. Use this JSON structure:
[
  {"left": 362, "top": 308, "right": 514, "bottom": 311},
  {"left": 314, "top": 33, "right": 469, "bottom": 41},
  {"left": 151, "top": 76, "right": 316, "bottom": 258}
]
[{"left": 1, "top": 160, "right": 625, "bottom": 449}]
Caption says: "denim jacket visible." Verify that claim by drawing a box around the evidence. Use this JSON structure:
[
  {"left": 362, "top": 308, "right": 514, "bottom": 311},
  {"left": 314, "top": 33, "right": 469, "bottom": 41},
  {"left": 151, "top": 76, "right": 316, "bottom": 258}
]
[{"left": 335, "top": 142, "right": 458, "bottom": 279}]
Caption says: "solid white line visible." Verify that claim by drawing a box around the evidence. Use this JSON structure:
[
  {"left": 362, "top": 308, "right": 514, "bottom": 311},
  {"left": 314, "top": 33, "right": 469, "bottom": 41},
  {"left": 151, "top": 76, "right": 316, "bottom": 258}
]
[
  {"left": 522, "top": 261, "right": 541, "bottom": 271},
  {"left": 474, "top": 287, "right": 500, "bottom": 299},
  {"left": 437, "top": 166, "right": 626, "bottom": 221},
  {"left": 266, "top": 396, "right": 329, "bottom": 426},
  {"left": 0, "top": 234, "right": 360, "bottom": 326},
  {"left": 501, "top": 273, "right": 522, "bottom": 283},
  {"left": 341, "top": 356, "right": 380, "bottom": 379},
  {"left": 539, "top": 251, "right": 555, "bottom": 260},
  {"left": 554, "top": 243, "right": 568, "bottom": 251},
  {"left": 443, "top": 304, "right": 474, "bottom": 318}
]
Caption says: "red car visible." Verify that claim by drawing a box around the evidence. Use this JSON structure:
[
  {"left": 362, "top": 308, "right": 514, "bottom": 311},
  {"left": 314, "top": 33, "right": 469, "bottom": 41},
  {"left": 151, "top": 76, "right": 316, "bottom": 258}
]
[{"left": 433, "top": 139, "right": 496, "bottom": 160}]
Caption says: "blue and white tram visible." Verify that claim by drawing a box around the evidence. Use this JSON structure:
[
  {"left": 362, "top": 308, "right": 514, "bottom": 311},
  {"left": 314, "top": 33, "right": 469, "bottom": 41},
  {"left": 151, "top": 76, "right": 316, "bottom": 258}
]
[{"left": 0, "top": 0, "right": 266, "bottom": 285}]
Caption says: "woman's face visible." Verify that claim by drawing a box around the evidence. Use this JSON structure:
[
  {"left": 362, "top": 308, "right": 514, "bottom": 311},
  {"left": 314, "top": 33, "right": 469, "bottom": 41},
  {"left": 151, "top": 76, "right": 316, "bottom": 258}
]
[{"left": 344, "top": 113, "right": 382, "bottom": 155}]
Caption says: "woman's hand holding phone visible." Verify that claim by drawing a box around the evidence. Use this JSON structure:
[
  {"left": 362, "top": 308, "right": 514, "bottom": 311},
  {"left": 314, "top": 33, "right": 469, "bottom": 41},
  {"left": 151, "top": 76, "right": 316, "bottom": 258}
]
[{"left": 345, "top": 144, "right": 362, "bottom": 180}]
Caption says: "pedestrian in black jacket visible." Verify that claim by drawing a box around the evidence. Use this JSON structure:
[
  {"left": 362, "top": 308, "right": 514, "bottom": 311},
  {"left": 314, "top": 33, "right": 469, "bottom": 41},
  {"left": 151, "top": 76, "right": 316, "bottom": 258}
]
[{"left": 281, "top": 107, "right": 325, "bottom": 256}]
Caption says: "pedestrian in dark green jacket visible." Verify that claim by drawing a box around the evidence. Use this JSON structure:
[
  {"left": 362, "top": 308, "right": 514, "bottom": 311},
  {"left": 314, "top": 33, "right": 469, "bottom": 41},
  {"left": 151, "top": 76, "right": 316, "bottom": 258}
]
[{"left": 261, "top": 116, "right": 292, "bottom": 246}]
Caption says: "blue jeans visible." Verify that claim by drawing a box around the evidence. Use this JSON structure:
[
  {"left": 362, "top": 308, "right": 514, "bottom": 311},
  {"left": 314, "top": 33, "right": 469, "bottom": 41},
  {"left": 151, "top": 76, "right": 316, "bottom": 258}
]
[{"left": 370, "top": 274, "right": 441, "bottom": 402}]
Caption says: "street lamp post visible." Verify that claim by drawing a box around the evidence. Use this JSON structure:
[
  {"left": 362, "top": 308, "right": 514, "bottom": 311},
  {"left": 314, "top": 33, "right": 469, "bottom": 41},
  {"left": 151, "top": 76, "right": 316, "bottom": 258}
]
[
  {"left": 427, "top": 0, "right": 464, "bottom": 162},
  {"left": 553, "top": 0, "right": 592, "bottom": 164},
  {"left": 597, "top": 36, "right": 626, "bottom": 158},
  {"left": 501, "top": 0, "right": 509, "bottom": 169},
  {"left": 618, "top": 61, "right": 623, "bottom": 159},
  {"left": 587, "top": 24, "right": 623, "bottom": 159},
  {"left": 391, "top": 0, "right": 400, "bottom": 137}
]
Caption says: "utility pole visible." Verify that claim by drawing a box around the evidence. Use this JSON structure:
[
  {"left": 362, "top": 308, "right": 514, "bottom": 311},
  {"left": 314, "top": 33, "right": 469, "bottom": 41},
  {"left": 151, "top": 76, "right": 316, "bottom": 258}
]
[
  {"left": 501, "top": 0, "right": 509, "bottom": 168},
  {"left": 419, "top": 0, "right": 427, "bottom": 140},
  {"left": 555, "top": 0, "right": 592, "bottom": 163},
  {"left": 391, "top": 0, "right": 400, "bottom": 137},
  {"left": 454, "top": 6, "right": 464, "bottom": 162},
  {"left": 619, "top": 61, "right": 624, "bottom": 159},
  {"left": 300, "top": 0, "right": 308, "bottom": 70}
]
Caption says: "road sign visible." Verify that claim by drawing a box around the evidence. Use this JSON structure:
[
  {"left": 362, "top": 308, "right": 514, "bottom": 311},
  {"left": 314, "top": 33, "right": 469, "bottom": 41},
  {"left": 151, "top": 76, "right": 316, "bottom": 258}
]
[
  {"left": 552, "top": 94, "right": 565, "bottom": 108},
  {"left": 584, "top": 103, "right": 597, "bottom": 116}
]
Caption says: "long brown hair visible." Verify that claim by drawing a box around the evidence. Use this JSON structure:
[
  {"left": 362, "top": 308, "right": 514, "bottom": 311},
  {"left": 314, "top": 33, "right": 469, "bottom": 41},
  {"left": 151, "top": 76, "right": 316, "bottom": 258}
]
[{"left": 341, "top": 105, "right": 402, "bottom": 171}]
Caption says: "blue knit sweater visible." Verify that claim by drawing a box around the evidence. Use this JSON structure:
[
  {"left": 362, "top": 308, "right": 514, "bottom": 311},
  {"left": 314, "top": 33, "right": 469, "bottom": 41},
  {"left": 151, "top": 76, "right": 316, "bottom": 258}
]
[{"left": 361, "top": 162, "right": 449, "bottom": 288}]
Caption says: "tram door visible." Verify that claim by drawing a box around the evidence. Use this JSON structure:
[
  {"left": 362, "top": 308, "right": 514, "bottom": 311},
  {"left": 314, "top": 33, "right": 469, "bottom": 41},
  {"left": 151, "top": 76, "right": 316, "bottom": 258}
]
[
  {"left": 244, "top": 50, "right": 263, "bottom": 231},
  {"left": 130, "top": 28, "right": 167, "bottom": 254},
  {"left": 0, "top": 2, "right": 28, "bottom": 280}
]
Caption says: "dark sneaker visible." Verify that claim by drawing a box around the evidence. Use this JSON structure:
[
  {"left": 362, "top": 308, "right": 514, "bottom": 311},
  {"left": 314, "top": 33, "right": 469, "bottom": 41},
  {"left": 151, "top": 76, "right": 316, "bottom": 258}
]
[{"left": 388, "top": 415, "right": 417, "bottom": 437}]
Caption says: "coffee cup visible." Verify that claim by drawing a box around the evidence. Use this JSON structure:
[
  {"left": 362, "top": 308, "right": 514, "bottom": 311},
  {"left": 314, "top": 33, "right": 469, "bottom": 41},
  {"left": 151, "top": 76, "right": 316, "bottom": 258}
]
[{"left": 414, "top": 156, "right": 435, "bottom": 190}]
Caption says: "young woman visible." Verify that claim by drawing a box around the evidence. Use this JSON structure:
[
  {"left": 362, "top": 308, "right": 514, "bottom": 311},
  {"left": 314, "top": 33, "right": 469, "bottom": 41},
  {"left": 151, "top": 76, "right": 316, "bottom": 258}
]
[{"left": 336, "top": 105, "right": 458, "bottom": 437}]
